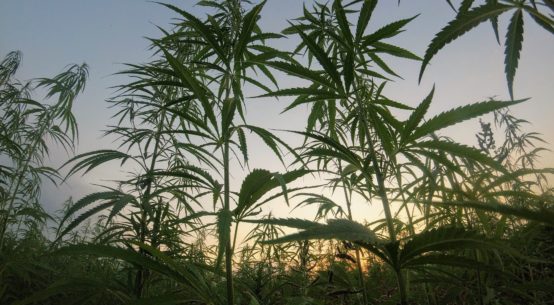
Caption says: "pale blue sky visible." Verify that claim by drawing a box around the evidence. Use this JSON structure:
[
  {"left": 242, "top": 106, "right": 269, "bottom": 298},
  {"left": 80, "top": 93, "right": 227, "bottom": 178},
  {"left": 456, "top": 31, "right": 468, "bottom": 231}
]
[{"left": 1, "top": 0, "right": 553, "bottom": 221}]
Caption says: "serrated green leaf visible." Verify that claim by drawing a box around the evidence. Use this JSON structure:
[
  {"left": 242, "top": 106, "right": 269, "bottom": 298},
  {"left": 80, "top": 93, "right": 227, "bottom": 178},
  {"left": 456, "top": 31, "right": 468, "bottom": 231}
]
[
  {"left": 236, "top": 169, "right": 273, "bottom": 218},
  {"left": 486, "top": 0, "right": 501, "bottom": 43},
  {"left": 505, "top": 9, "right": 524, "bottom": 99},
  {"left": 263, "top": 218, "right": 381, "bottom": 245},
  {"left": 402, "top": 87, "right": 434, "bottom": 143},
  {"left": 215, "top": 208, "right": 232, "bottom": 270},
  {"left": 419, "top": 2, "right": 511, "bottom": 82},
  {"left": 363, "top": 15, "right": 418, "bottom": 47},
  {"left": 411, "top": 99, "right": 525, "bottom": 141},
  {"left": 415, "top": 140, "right": 505, "bottom": 172},
  {"left": 158, "top": 3, "right": 226, "bottom": 62},
  {"left": 61, "top": 150, "right": 133, "bottom": 179},
  {"left": 424, "top": 200, "right": 554, "bottom": 225},
  {"left": 367, "top": 52, "right": 401, "bottom": 78},
  {"left": 243, "top": 217, "right": 324, "bottom": 230},
  {"left": 257, "top": 86, "right": 342, "bottom": 101},
  {"left": 524, "top": 6, "right": 554, "bottom": 35},
  {"left": 236, "top": 127, "right": 248, "bottom": 164},
  {"left": 56, "top": 191, "right": 126, "bottom": 234},
  {"left": 373, "top": 98, "right": 414, "bottom": 110},
  {"left": 157, "top": 45, "right": 217, "bottom": 128},
  {"left": 372, "top": 42, "right": 421, "bottom": 61},
  {"left": 403, "top": 254, "right": 514, "bottom": 279},
  {"left": 355, "top": 0, "right": 378, "bottom": 42},
  {"left": 459, "top": 0, "right": 475, "bottom": 14},
  {"left": 240, "top": 124, "right": 301, "bottom": 167},
  {"left": 400, "top": 227, "right": 508, "bottom": 264},
  {"left": 479, "top": 168, "right": 554, "bottom": 194},
  {"left": 257, "top": 60, "right": 335, "bottom": 89},
  {"left": 56, "top": 201, "right": 117, "bottom": 243}
]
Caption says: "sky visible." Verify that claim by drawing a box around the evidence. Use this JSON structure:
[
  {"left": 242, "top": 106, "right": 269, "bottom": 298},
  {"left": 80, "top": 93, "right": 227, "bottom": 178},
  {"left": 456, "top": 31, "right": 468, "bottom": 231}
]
[{"left": 1, "top": 0, "right": 553, "bottom": 230}]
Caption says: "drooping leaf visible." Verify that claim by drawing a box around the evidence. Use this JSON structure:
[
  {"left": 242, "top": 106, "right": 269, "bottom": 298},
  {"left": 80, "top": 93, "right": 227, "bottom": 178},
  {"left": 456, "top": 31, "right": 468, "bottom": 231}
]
[
  {"left": 236, "top": 127, "right": 248, "bottom": 163},
  {"left": 523, "top": 6, "right": 554, "bottom": 35},
  {"left": 243, "top": 217, "right": 324, "bottom": 230},
  {"left": 235, "top": 169, "right": 273, "bottom": 218},
  {"left": 424, "top": 200, "right": 554, "bottom": 225},
  {"left": 263, "top": 218, "right": 382, "bottom": 245},
  {"left": 486, "top": 0, "right": 501, "bottom": 43},
  {"left": 504, "top": 9, "right": 524, "bottom": 99},
  {"left": 240, "top": 124, "right": 301, "bottom": 166},
  {"left": 61, "top": 150, "right": 133, "bottom": 179},
  {"left": 399, "top": 226, "right": 514, "bottom": 264},
  {"left": 221, "top": 97, "right": 237, "bottom": 135},
  {"left": 56, "top": 191, "right": 125, "bottom": 233},
  {"left": 477, "top": 168, "right": 554, "bottom": 194},
  {"left": 415, "top": 140, "right": 505, "bottom": 172},
  {"left": 419, "top": 2, "right": 511, "bottom": 82},
  {"left": 403, "top": 254, "right": 514, "bottom": 279},
  {"left": 54, "top": 243, "right": 215, "bottom": 301}
]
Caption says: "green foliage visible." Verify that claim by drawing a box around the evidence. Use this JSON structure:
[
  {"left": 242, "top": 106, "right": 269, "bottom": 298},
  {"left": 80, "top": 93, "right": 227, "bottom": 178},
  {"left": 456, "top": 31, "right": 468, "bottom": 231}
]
[
  {"left": 0, "top": 51, "right": 88, "bottom": 249},
  {"left": 421, "top": 0, "right": 554, "bottom": 98},
  {"left": 260, "top": 218, "right": 381, "bottom": 245},
  {"left": 2, "top": 1, "right": 553, "bottom": 305}
]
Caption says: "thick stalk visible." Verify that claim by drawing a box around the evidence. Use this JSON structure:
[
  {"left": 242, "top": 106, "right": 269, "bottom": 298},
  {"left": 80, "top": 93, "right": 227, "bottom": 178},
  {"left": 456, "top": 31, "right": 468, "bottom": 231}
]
[
  {"left": 396, "top": 269, "right": 408, "bottom": 305},
  {"left": 394, "top": 172, "right": 416, "bottom": 302},
  {"left": 424, "top": 164, "right": 438, "bottom": 304},
  {"left": 352, "top": 100, "right": 396, "bottom": 240},
  {"left": 338, "top": 161, "right": 369, "bottom": 305},
  {"left": 134, "top": 116, "right": 164, "bottom": 298},
  {"left": 365, "top": 133, "right": 396, "bottom": 240},
  {"left": 223, "top": 139, "right": 234, "bottom": 305},
  {"left": 364, "top": 132, "right": 406, "bottom": 304},
  {"left": 351, "top": 84, "right": 403, "bottom": 302}
]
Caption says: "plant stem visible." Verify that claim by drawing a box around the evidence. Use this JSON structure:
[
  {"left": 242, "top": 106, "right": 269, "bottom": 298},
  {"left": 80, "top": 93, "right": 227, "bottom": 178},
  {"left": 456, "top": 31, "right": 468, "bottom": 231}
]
[
  {"left": 223, "top": 139, "right": 235, "bottom": 305},
  {"left": 352, "top": 94, "right": 396, "bottom": 241},
  {"left": 352, "top": 84, "right": 402, "bottom": 302},
  {"left": 396, "top": 269, "right": 408, "bottom": 305},
  {"left": 338, "top": 161, "right": 369, "bottom": 305},
  {"left": 134, "top": 114, "right": 164, "bottom": 298},
  {"left": 231, "top": 220, "right": 239, "bottom": 254}
]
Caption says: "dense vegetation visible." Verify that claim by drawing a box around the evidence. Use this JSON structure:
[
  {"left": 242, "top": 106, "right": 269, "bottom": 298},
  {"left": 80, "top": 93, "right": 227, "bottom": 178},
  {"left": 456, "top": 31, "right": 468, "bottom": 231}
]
[{"left": 1, "top": 0, "right": 553, "bottom": 304}]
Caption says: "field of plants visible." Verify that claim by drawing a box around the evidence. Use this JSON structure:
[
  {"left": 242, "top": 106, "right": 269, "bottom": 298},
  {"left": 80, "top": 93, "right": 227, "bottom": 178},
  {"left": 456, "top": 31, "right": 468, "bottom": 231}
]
[{"left": 1, "top": 0, "right": 553, "bottom": 304}]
